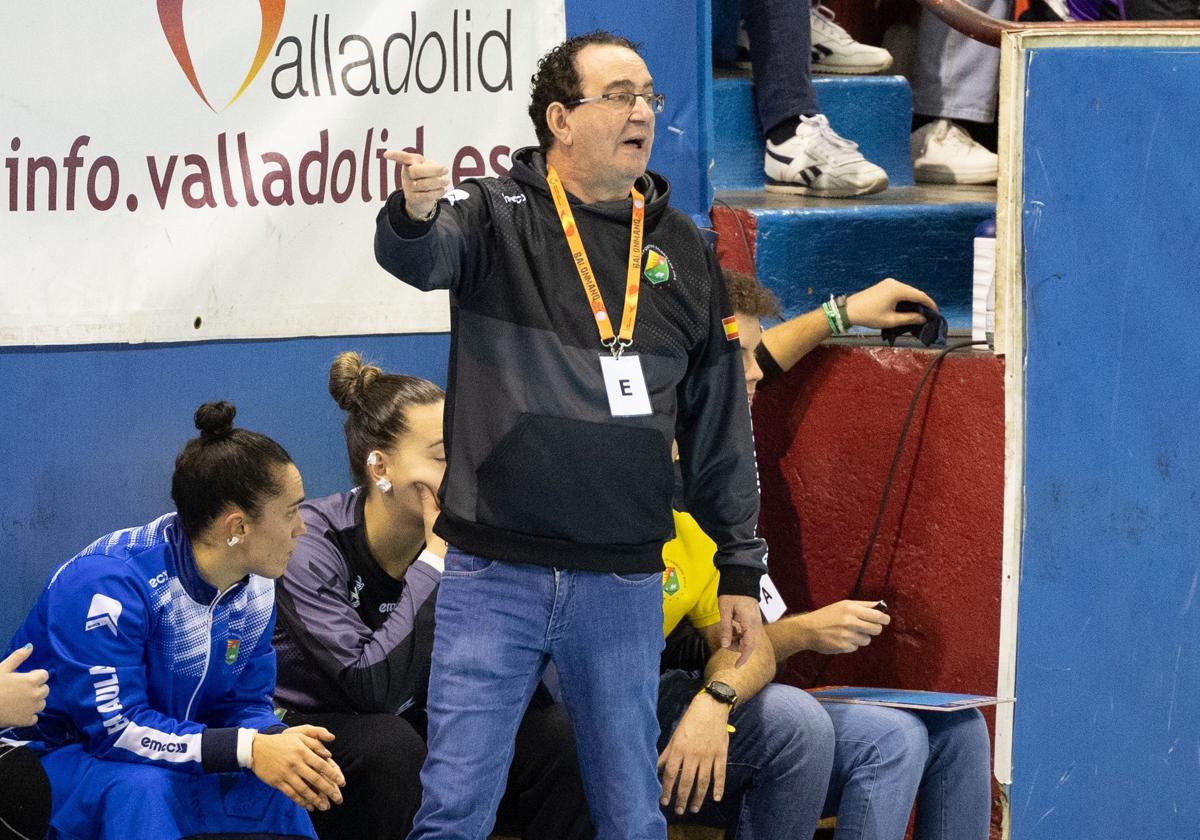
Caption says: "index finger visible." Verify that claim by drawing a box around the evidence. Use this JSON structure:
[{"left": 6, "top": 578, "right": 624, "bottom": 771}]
[
  {"left": 851, "top": 602, "right": 891, "bottom": 625},
  {"left": 658, "top": 754, "right": 681, "bottom": 806},
  {"left": 295, "top": 754, "right": 344, "bottom": 804},
  {"left": 418, "top": 484, "right": 441, "bottom": 514},
  {"left": 0, "top": 644, "right": 32, "bottom": 673},
  {"left": 718, "top": 611, "right": 734, "bottom": 652},
  {"left": 383, "top": 149, "right": 423, "bottom": 166},
  {"left": 734, "top": 620, "right": 757, "bottom": 668},
  {"left": 291, "top": 724, "right": 336, "bottom": 741},
  {"left": 295, "top": 732, "right": 335, "bottom": 760},
  {"left": 895, "top": 282, "right": 938, "bottom": 314},
  {"left": 304, "top": 749, "right": 346, "bottom": 789}
]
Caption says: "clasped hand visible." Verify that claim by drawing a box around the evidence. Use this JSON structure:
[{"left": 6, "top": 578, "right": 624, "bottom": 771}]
[{"left": 252, "top": 725, "right": 346, "bottom": 812}]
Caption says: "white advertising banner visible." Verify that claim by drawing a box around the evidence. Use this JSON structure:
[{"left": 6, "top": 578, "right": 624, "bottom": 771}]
[{"left": 0, "top": 1, "right": 565, "bottom": 346}]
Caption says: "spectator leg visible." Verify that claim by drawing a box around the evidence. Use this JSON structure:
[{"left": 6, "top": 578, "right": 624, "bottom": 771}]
[
  {"left": 911, "top": 709, "right": 992, "bottom": 840},
  {"left": 285, "top": 711, "right": 426, "bottom": 840},
  {"left": 0, "top": 743, "right": 51, "bottom": 840},
  {"left": 1123, "top": 0, "right": 1199, "bottom": 18},
  {"left": 912, "top": 0, "right": 1011, "bottom": 124},
  {"left": 741, "top": 0, "right": 821, "bottom": 133},
  {"left": 496, "top": 700, "right": 594, "bottom": 840},
  {"left": 658, "top": 672, "right": 836, "bottom": 840},
  {"left": 820, "top": 704, "right": 930, "bottom": 839}
]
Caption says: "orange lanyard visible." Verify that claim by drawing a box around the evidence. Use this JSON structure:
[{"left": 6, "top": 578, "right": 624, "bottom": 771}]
[{"left": 546, "top": 164, "right": 644, "bottom": 356}]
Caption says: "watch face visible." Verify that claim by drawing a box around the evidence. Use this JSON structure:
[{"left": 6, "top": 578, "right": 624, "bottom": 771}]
[{"left": 705, "top": 680, "right": 737, "bottom": 705}]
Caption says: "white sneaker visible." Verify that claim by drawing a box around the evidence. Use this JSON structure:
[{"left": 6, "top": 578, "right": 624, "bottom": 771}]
[
  {"left": 911, "top": 119, "right": 998, "bottom": 185},
  {"left": 765, "top": 114, "right": 889, "bottom": 197},
  {"left": 810, "top": 4, "right": 894, "bottom": 75}
]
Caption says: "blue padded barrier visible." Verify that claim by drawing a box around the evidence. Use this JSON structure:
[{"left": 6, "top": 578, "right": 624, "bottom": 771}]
[{"left": 1012, "top": 44, "right": 1200, "bottom": 840}]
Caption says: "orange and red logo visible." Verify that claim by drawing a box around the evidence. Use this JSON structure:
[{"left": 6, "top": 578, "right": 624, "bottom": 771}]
[{"left": 157, "top": 0, "right": 286, "bottom": 111}]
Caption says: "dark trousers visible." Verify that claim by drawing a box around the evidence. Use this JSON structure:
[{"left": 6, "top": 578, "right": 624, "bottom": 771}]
[
  {"left": 0, "top": 743, "right": 51, "bottom": 840},
  {"left": 742, "top": 0, "right": 819, "bottom": 133},
  {"left": 1124, "top": 0, "right": 1198, "bottom": 16},
  {"left": 287, "top": 701, "right": 592, "bottom": 840}
]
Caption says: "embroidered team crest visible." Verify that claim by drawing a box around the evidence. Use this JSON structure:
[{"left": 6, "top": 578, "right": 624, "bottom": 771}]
[
  {"left": 662, "top": 567, "right": 680, "bottom": 596},
  {"left": 643, "top": 245, "right": 672, "bottom": 285},
  {"left": 225, "top": 638, "right": 241, "bottom": 665}
]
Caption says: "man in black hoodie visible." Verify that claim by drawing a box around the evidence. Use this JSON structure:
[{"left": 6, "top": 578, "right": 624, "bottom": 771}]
[{"left": 374, "top": 32, "right": 764, "bottom": 840}]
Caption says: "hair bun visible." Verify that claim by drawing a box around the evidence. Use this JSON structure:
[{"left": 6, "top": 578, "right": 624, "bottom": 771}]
[
  {"left": 194, "top": 401, "right": 237, "bottom": 440},
  {"left": 328, "top": 351, "right": 382, "bottom": 411}
]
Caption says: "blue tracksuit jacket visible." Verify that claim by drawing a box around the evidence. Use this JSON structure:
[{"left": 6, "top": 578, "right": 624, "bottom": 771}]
[{"left": 6, "top": 513, "right": 284, "bottom": 772}]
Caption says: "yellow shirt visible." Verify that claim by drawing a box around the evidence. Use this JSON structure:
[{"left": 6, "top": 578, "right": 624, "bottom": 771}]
[{"left": 661, "top": 509, "right": 722, "bottom": 637}]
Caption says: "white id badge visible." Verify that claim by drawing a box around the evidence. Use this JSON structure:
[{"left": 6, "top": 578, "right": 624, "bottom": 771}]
[
  {"left": 599, "top": 354, "right": 653, "bottom": 417},
  {"left": 759, "top": 572, "right": 787, "bottom": 623}
]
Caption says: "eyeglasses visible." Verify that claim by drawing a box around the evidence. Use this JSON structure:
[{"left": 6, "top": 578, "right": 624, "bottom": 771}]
[{"left": 566, "top": 92, "right": 666, "bottom": 114}]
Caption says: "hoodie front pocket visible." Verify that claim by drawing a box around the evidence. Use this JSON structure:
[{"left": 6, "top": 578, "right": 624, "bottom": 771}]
[{"left": 475, "top": 414, "right": 673, "bottom": 545}]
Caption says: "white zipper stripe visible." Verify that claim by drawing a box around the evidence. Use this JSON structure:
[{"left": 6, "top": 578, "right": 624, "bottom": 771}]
[{"left": 184, "top": 586, "right": 232, "bottom": 721}]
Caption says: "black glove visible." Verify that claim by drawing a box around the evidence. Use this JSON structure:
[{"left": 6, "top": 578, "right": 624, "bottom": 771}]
[{"left": 880, "top": 301, "right": 947, "bottom": 347}]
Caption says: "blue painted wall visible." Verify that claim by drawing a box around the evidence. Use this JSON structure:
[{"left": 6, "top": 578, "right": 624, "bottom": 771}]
[
  {"left": 1013, "top": 46, "right": 1200, "bottom": 839},
  {"left": 1, "top": 335, "right": 450, "bottom": 639},
  {"left": 2, "top": 0, "right": 710, "bottom": 640},
  {"left": 566, "top": 0, "right": 713, "bottom": 220},
  {"left": 752, "top": 201, "right": 991, "bottom": 328}
]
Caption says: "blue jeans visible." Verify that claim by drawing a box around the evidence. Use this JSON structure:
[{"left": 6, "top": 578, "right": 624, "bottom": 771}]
[
  {"left": 657, "top": 672, "right": 991, "bottom": 840},
  {"left": 408, "top": 549, "right": 666, "bottom": 840},
  {"left": 658, "top": 670, "right": 836, "bottom": 839},
  {"left": 742, "top": 0, "right": 820, "bottom": 132},
  {"left": 821, "top": 703, "right": 992, "bottom": 840}
]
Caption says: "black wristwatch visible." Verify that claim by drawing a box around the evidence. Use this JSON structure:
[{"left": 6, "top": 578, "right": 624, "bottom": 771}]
[{"left": 702, "top": 680, "right": 738, "bottom": 709}]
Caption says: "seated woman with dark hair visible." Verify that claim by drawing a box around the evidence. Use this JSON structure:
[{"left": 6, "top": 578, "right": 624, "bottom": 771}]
[
  {"left": 272, "top": 352, "right": 591, "bottom": 840},
  {"left": 4, "top": 401, "right": 343, "bottom": 840}
]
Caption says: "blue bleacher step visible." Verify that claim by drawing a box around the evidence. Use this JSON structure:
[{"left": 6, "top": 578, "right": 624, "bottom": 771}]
[
  {"left": 713, "top": 74, "right": 914, "bottom": 191},
  {"left": 713, "top": 185, "right": 995, "bottom": 330}
]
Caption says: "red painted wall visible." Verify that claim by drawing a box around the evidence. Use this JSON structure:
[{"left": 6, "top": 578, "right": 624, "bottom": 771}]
[{"left": 752, "top": 343, "right": 1006, "bottom": 835}]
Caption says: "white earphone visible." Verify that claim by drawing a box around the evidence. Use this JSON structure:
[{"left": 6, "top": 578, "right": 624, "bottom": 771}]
[{"left": 367, "top": 451, "right": 391, "bottom": 493}]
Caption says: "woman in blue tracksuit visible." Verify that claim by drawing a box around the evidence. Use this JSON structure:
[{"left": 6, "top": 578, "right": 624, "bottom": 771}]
[{"left": 5, "top": 401, "right": 345, "bottom": 839}]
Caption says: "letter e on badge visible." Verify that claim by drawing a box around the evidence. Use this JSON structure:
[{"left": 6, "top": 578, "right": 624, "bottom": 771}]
[{"left": 599, "top": 355, "right": 652, "bottom": 417}]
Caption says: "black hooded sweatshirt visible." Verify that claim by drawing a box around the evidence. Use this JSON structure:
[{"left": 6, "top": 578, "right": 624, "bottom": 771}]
[{"left": 374, "top": 147, "right": 765, "bottom": 598}]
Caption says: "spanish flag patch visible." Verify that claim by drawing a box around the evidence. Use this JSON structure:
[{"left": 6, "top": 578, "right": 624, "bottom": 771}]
[{"left": 722, "top": 316, "right": 740, "bottom": 341}]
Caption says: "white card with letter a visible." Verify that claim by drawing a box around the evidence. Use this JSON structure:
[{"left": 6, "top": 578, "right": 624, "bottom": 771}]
[
  {"left": 599, "top": 354, "right": 653, "bottom": 417},
  {"left": 759, "top": 573, "right": 787, "bottom": 623}
]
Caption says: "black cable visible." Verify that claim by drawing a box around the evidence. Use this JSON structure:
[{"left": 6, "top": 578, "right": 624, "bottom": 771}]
[
  {"left": 847, "top": 338, "right": 990, "bottom": 598},
  {"left": 712, "top": 196, "right": 756, "bottom": 270},
  {"left": 810, "top": 337, "right": 990, "bottom": 684}
]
